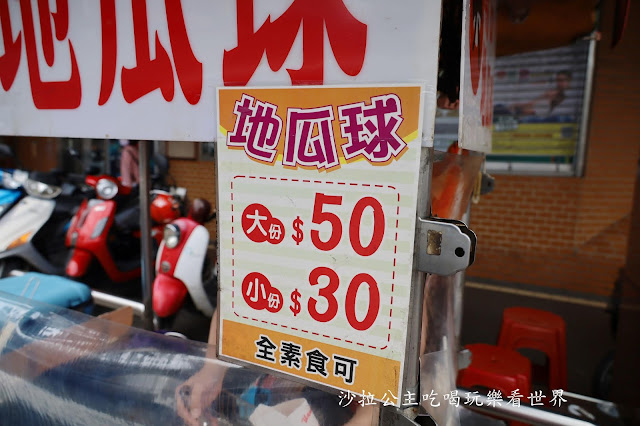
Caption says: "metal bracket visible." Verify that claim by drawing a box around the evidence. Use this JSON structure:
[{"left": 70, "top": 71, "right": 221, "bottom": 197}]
[
  {"left": 416, "top": 217, "right": 476, "bottom": 276},
  {"left": 379, "top": 406, "right": 438, "bottom": 426}
]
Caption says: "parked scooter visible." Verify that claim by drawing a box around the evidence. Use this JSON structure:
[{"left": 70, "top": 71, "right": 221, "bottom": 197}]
[
  {"left": 0, "top": 168, "right": 26, "bottom": 218},
  {"left": 152, "top": 198, "right": 217, "bottom": 330},
  {"left": 0, "top": 170, "right": 88, "bottom": 277},
  {"left": 0, "top": 144, "right": 26, "bottom": 218},
  {"left": 65, "top": 174, "right": 184, "bottom": 291}
]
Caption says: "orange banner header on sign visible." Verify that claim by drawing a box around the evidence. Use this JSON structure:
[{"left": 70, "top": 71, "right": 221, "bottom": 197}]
[{"left": 218, "top": 86, "right": 422, "bottom": 171}]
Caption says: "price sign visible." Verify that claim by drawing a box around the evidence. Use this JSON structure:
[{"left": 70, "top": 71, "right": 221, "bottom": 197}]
[{"left": 217, "top": 86, "right": 425, "bottom": 403}]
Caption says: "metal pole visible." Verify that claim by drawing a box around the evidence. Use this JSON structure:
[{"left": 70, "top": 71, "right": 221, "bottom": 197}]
[
  {"left": 403, "top": 146, "right": 434, "bottom": 406},
  {"left": 81, "top": 138, "right": 92, "bottom": 173},
  {"left": 138, "top": 140, "right": 154, "bottom": 330},
  {"left": 91, "top": 290, "right": 145, "bottom": 317},
  {"left": 380, "top": 147, "right": 433, "bottom": 423},
  {"left": 574, "top": 37, "right": 597, "bottom": 177},
  {"left": 453, "top": 204, "right": 471, "bottom": 353},
  {"left": 104, "top": 139, "right": 111, "bottom": 175}
]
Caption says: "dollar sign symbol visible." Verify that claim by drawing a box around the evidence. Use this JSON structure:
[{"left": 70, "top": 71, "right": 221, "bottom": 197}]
[
  {"left": 292, "top": 216, "right": 303, "bottom": 245},
  {"left": 290, "top": 288, "right": 301, "bottom": 316}
]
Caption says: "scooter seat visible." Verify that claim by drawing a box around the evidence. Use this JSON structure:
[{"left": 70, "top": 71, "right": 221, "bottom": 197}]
[
  {"left": 114, "top": 204, "right": 141, "bottom": 232},
  {"left": 0, "top": 272, "right": 91, "bottom": 309},
  {"left": 114, "top": 256, "right": 142, "bottom": 273}
]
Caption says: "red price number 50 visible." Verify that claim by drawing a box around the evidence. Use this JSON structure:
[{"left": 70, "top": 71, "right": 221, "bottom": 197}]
[
  {"left": 308, "top": 267, "right": 380, "bottom": 331},
  {"left": 310, "top": 193, "right": 385, "bottom": 256}
]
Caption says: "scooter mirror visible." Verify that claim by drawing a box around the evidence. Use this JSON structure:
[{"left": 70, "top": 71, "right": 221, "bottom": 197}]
[
  {"left": 189, "top": 198, "right": 212, "bottom": 224},
  {"left": 67, "top": 147, "right": 80, "bottom": 158},
  {"left": 152, "top": 153, "right": 169, "bottom": 177},
  {"left": 0, "top": 144, "right": 14, "bottom": 158}
]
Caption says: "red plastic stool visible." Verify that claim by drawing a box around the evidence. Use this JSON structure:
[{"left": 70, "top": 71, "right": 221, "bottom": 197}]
[
  {"left": 457, "top": 343, "right": 531, "bottom": 426},
  {"left": 498, "top": 307, "right": 567, "bottom": 391}
]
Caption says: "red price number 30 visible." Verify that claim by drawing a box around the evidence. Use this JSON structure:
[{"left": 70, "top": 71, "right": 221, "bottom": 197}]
[
  {"left": 308, "top": 267, "right": 380, "bottom": 331},
  {"left": 307, "top": 193, "right": 385, "bottom": 331}
]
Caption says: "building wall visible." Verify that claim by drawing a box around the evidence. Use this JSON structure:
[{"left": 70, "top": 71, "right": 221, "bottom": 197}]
[
  {"left": 3, "top": 137, "right": 61, "bottom": 171},
  {"left": 168, "top": 159, "right": 217, "bottom": 239},
  {"left": 467, "top": 0, "right": 640, "bottom": 296}
]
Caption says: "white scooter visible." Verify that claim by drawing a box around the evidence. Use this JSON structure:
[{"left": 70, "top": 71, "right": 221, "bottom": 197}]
[
  {"left": 0, "top": 170, "right": 87, "bottom": 277},
  {"left": 152, "top": 198, "right": 217, "bottom": 331}
]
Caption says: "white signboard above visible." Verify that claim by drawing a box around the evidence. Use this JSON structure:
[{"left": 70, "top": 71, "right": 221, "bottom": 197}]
[{"left": 0, "top": 0, "right": 441, "bottom": 143}]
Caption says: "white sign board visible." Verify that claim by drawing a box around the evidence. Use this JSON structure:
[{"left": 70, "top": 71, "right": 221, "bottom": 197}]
[
  {"left": 459, "top": 0, "right": 497, "bottom": 153},
  {"left": 216, "top": 84, "right": 427, "bottom": 403},
  {"left": 0, "top": 0, "right": 440, "bottom": 143}
]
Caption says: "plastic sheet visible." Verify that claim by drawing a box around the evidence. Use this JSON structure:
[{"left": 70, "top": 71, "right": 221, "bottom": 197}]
[
  {"left": 0, "top": 149, "right": 483, "bottom": 426},
  {"left": 0, "top": 292, "right": 377, "bottom": 426}
]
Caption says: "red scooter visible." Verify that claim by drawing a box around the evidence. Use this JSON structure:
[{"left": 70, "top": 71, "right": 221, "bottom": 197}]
[
  {"left": 152, "top": 198, "right": 217, "bottom": 329},
  {"left": 65, "top": 175, "right": 182, "bottom": 289}
]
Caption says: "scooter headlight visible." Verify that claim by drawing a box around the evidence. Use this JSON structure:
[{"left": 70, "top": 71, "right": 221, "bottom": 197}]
[
  {"left": 96, "top": 178, "right": 118, "bottom": 200},
  {"left": 163, "top": 224, "right": 180, "bottom": 249},
  {"left": 25, "top": 179, "right": 62, "bottom": 199}
]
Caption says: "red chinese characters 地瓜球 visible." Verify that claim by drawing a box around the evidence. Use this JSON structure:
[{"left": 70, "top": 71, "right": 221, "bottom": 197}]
[{"left": 227, "top": 93, "right": 407, "bottom": 168}]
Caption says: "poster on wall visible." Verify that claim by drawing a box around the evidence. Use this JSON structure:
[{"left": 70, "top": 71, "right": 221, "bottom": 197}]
[
  {"left": 435, "top": 40, "right": 592, "bottom": 175},
  {"left": 489, "top": 42, "right": 590, "bottom": 170}
]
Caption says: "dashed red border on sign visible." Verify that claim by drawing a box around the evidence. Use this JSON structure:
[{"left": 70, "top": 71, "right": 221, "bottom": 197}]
[{"left": 230, "top": 175, "right": 400, "bottom": 351}]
